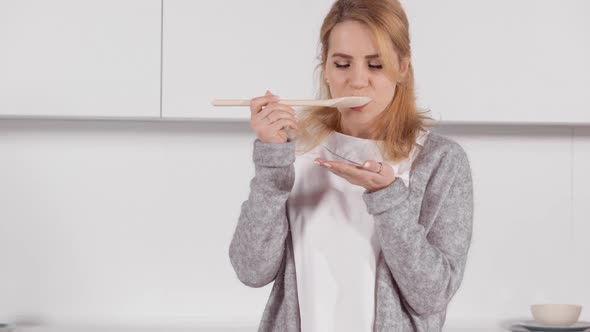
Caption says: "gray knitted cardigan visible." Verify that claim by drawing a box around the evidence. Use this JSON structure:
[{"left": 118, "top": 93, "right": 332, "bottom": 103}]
[{"left": 229, "top": 132, "right": 473, "bottom": 332}]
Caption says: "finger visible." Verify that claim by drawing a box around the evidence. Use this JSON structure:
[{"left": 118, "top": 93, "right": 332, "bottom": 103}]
[
  {"left": 254, "top": 100, "right": 296, "bottom": 118},
  {"left": 268, "top": 110, "right": 297, "bottom": 126},
  {"left": 318, "top": 160, "right": 364, "bottom": 177},
  {"left": 253, "top": 103, "right": 274, "bottom": 122},
  {"left": 266, "top": 102, "right": 297, "bottom": 116},
  {"left": 314, "top": 158, "right": 344, "bottom": 168},
  {"left": 271, "top": 118, "right": 298, "bottom": 132},
  {"left": 255, "top": 107, "right": 296, "bottom": 125},
  {"left": 276, "top": 130, "right": 288, "bottom": 141},
  {"left": 250, "top": 90, "right": 280, "bottom": 115},
  {"left": 362, "top": 160, "right": 383, "bottom": 174},
  {"left": 366, "top": 160, "right": 394, "bottom": 177}
]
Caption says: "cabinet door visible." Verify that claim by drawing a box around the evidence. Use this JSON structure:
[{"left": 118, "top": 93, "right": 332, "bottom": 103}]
[
  {"left": 162, "top": 0, "right": 334, "bottom": 121},
  {"left": 404, "top": 0, "right": 590, "bottom": 124},
  {"left": 0, "top": 0, "right": 161, "bottom": 118}
]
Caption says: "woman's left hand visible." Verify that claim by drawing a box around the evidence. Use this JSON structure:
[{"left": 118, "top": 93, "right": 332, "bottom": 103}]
[{"left": 314, "top": 158, "right": 396, "bottom": 192}]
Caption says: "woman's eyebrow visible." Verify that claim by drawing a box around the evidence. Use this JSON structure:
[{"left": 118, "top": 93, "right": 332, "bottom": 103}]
[{"left": 331, "top": 52, "right": 380, "bottom": 59}]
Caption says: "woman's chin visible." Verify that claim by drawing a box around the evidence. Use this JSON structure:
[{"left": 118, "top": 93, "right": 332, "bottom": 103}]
[{"left": 340, "top": 108, "right": 379, "bottom": 123}]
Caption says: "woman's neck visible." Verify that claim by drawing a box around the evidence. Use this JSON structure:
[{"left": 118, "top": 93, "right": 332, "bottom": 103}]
[{"left": 337, "top": 120, "right": 374, "bottom": 140}]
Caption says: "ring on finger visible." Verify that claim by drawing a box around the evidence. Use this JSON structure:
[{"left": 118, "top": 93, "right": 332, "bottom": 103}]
[{"left": 376, "top": 162, "right": 384, "bottom": 174}]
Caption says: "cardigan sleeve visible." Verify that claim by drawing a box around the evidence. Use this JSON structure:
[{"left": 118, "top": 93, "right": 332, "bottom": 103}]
[
  {"left": 229, "top": 139, "right": 296, "bottom": 288},
  {"left": 362, "top": 143, "right": 473, "bottom": 316}
]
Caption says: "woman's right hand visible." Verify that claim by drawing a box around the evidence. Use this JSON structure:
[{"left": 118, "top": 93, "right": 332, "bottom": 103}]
[{"left": 250, "top": 90, "right": 298, "bottom": 144}]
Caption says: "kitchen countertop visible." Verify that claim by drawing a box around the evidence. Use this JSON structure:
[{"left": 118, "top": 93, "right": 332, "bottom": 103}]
[{"left": 0, "top": 325, "right": 546, "bottom": 332}]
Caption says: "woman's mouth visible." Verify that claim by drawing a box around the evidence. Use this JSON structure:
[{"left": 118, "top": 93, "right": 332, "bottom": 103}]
[{"left": 350, "top": 103, "right": 369, "bottom": 111}]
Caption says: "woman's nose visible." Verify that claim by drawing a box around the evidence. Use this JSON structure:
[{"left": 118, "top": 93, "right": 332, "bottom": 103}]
[{"left": 349, "top": 66, "right": 369, "bottom": 90}]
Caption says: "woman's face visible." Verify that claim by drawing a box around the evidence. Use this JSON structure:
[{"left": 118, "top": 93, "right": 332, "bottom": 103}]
[{"left": 324, "top": 20, "right": 407, "bottom": 135}]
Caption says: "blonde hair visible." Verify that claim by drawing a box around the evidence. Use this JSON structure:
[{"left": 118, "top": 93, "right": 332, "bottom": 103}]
[{"left": 295, "top": 0, "right": 432, "bottom": 162}]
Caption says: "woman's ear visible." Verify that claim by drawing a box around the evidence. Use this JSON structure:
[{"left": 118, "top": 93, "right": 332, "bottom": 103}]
[
  {"left": 399, "top": 56, "right": 410, "bottom": 79},
  {"left": 321, "top": 52, "right": 331, "bottom": 87}
]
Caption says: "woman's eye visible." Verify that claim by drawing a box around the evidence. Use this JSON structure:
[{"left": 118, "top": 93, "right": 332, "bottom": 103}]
[{"left": 333, "top": 62, "right": 381, "bottom": 69}]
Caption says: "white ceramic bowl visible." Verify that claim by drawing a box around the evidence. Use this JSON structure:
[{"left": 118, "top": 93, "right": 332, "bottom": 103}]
[{"left": 531, "top": 304, "right": 582, "bottom": 326}]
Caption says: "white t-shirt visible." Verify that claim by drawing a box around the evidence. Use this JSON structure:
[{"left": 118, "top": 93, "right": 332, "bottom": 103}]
[{"left": 287, "top": 130, "right": 428, "bottom": 332}]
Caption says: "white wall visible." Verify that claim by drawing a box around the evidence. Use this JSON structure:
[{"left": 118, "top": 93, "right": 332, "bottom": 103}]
[{"left": 0, "top": 120, "right": 589, "bottom": 329}]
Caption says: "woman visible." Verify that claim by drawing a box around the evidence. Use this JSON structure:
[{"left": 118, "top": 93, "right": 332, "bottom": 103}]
[{"left": 229, "top": 0, "right": 473, "bottom": 331}]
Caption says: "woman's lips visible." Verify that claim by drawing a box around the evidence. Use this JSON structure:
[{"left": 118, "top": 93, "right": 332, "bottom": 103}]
[{"left": 350, "top": 103, "right": 369, "bottom": 111}]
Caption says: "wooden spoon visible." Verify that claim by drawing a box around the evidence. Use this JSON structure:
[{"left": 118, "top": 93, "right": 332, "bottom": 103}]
[{"left": 211, "top": 96, "right": 371, "bottom": 108}]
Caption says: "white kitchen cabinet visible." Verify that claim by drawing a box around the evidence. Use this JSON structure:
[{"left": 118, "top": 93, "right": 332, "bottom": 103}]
[
  {"left": 0, "top": 0, "right": 161, "bottom": 118},
  {"left": 162, "top": 0, "right": 590, "bottom": 124},
  {"left": 161, "top": 0, "right": 334, "bottom": 121}
]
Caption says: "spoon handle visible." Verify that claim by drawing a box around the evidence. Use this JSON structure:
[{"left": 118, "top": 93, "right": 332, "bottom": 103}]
[{"left": 211, "top": 99, "right": 327, "bottom": 107}]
